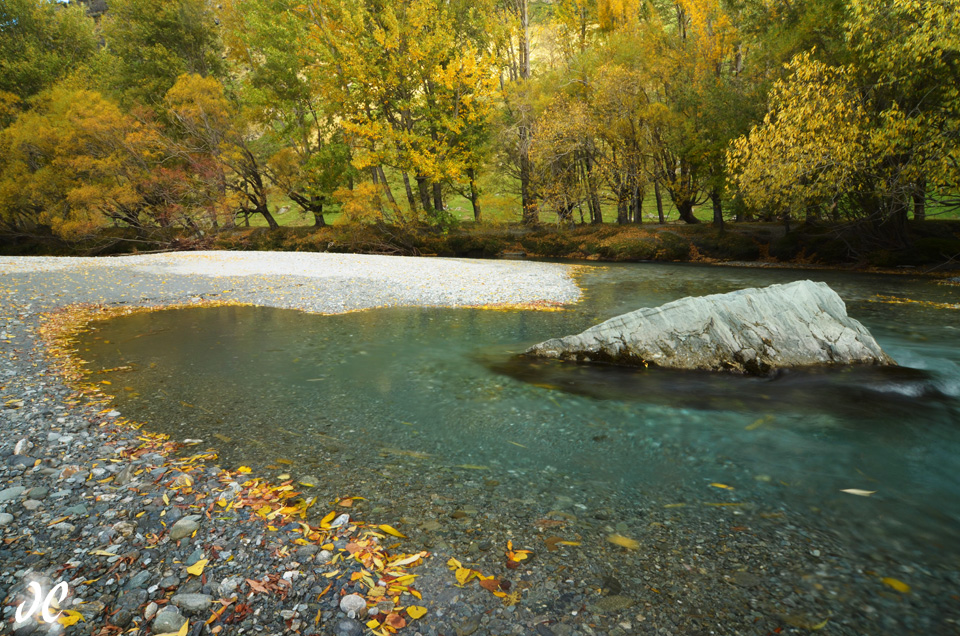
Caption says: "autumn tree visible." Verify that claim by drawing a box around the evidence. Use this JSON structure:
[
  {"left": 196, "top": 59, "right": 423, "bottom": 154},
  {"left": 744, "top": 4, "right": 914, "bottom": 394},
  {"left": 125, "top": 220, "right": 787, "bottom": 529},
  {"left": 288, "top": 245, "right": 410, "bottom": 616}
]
[
  {"left": 300, "top": 0, "right": 502, "bottom": 227},
  {"left": 163, "top": 74, "right": 281, "bottom": 229},
  {"left": 729, "top": 0, "right": 960, "bottom": 241},
  {"left": 221, "top": 0, "right": 356, "bottom": 228},
  {"left": 0, "top": 86, "right": 198, "bottom": 241}
]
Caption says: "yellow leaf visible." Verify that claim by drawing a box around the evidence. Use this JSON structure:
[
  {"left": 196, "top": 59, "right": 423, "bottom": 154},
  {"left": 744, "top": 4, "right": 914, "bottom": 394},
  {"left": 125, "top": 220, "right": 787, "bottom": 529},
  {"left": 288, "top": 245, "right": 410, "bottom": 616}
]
[
  {"left": 57, "top": 610, "right": 85, "bottom": 626},
  {"left": 162, "top": 493, "right": 170, "bottom": 505},
  {"left": 366, "top": 619, "right": 381, "bottom": 629},
  {"left": 406, "top": 606, "right": 427, "bottom": 619},
  {"left": 607, "top": 534, "right": 639, "bottom": 550},
  {"left": 320, "top": 511, "right": 336, "bottom": 527},
  {"left": 841, "top": 489, "right": 876, "bottom": 497},
  {"left": 810, "top": 618, "right": 830, "bottom": 630},
  {"left": 446, "top": 558, "right": 462, "bottom": 570},
  {"left": 881, "top": 577, "right": 911, "bottom": 593},
  {"left": 237, "top": 466, "right": 252, "bottom": 474},
  {"left": 709, "top": 483, "right": 734, "bottom": 490},
  {"left": 455, "top": 567, "right": 474, "bottom": 585},
  {"left": 557, "top": 541, "right": 581, "bottom": 546},
  {"left": 187, "top": 559, "right": 208, "bottom": 576},
  {"left": 378, "top": 524, "right": 407, "bottom": 539},
  {"left": 89, "top": 550, "right": 118, "bottom": 557}
]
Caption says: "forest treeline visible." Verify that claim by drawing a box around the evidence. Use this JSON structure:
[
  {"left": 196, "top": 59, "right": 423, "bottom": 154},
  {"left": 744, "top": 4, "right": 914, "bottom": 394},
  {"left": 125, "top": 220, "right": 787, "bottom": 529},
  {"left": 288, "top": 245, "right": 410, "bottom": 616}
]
[{"left": 0, "top": 0, "right": 958, "bottom": 256}]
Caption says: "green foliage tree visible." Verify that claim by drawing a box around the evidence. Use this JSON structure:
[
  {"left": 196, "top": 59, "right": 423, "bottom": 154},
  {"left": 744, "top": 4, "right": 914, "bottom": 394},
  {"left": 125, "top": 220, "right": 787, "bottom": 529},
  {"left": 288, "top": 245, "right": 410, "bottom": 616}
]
[
  {"left": 0, "top": 0, "right": 97, "bottom": 118},
  {"left": 97, "top": 0, "right": 223, "bottom": 105}
]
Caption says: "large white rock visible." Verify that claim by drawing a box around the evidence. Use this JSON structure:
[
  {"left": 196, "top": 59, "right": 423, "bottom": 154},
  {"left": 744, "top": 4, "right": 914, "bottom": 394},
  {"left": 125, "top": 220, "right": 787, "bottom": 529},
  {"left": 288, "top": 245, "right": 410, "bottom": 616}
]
[{"left": 526, "top": 280, "right": 895, "bottom": 375}]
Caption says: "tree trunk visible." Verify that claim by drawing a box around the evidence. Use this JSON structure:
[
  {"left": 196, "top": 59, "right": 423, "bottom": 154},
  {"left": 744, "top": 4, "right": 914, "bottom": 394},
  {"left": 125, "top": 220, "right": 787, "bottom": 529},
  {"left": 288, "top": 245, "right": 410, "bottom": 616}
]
[
  {"left": 376, "top": 166, "right": 400, "bottom": 217},
  {"left": 711, "top": 189, "right": 723, "bottom": 229},
  {"left": 616, "top": 189, "right": 629, "bottom": 225},
  {"left": 677, "top": 199, "right": 700, "bottom": 224},
  {"left": 432, "top": 182, "right": 443, "bottom": 215},
  {"left": 415, "top": 174, "right": 432, "bottom": 213},
  {"left": 312, "top": 200, "right": 326, "bottom": 228},
  {"left": 467, "top": 167, "right": 482, "bottom": 223},
  {"left": 258, "top": 205, "right": 280, "bottom": 230},
  {"left": 913, "top": 179, "right": 926, "bottom": 221},
  {"left": 519, "top": 135, "right": 538, "bottom": 225},
  {"left": 654, "top": 180, "right": 665, "bottom": 223},
  {"left": 402, "top": 172, "right": 418, "bottom": 215}
]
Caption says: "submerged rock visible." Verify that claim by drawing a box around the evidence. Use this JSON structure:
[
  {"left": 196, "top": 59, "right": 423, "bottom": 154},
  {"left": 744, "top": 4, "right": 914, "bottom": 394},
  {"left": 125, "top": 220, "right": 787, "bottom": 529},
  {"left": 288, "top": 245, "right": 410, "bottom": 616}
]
[{"left": 526, "top": 280, "right": 894, "bottom": 375}]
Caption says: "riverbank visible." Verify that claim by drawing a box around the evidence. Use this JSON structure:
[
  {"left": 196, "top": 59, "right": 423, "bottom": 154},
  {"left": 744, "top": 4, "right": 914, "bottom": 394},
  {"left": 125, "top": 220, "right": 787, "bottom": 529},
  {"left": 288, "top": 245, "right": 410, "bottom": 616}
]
[
  {"left": 4, "top": 220, "right": 960, "bottom": 275},
  {"left": 1, "top": 253, "right": 957, "bottom": 636}
]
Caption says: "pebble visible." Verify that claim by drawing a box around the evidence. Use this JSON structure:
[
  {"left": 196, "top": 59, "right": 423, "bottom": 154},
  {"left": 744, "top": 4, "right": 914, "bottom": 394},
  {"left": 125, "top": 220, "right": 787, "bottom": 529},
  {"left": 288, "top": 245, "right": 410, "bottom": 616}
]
[
  {"left": 0, "top": 486, "right": 25, "bottom": 502},
  {"left": 153, "top": 607, "right": 186, "bottom": 633},
  {"left": 169, "top": 515, "right": 201, "bottom": 540},
  {"left": 0, "top": 513, "right": 13, "bottom": 526},
  {"left": 339, "top": 594, "right": 366, "bottom": 617},
  {"left": 170, "top": 593, "right": 213, "bottom": 612}
]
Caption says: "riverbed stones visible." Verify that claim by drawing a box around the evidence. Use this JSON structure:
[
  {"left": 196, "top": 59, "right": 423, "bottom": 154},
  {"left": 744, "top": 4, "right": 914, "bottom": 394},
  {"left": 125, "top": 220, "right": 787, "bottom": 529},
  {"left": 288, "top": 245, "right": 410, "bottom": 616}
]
[
  {"left": 153, "top": 606, "right": 186, "bottom": 633},
  {"left": 169, "top": 515, "right": 201, "bottom": 540},
  {"left": 339, "top": 593, "right": 366, "bottom": 617},
  {"left": 0, "top": 486, "right": 25, "bottom": 502},
  {"left": 526, "top": 280, "right": 895, "bottom": 374},
  {"left": 171, "top": 593, "right": 213, "bottom": 612}
]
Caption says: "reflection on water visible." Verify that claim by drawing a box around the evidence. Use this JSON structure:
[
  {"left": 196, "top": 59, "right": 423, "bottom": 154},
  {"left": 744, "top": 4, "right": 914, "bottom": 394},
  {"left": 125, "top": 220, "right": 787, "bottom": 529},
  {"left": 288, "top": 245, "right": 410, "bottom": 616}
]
[{"left": 79, "top": 263, "right": 960, "bottom": 563}]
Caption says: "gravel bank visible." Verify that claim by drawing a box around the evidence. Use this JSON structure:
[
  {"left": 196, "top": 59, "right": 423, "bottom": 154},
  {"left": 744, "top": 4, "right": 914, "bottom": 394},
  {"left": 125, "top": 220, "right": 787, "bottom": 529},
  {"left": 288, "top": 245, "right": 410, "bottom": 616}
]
[
  {"left": 1, "top": 253, "right": 958, "bottom": 636},
  {"left": 0, "top": 252, "right": 580, "bottom": 314}
]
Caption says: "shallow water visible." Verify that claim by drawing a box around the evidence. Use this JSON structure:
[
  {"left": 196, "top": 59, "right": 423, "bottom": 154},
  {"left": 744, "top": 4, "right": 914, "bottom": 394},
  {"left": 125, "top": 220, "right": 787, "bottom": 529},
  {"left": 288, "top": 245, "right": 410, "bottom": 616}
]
[{"left": 80, "top": 263, "right": 960, "bottom": 564}]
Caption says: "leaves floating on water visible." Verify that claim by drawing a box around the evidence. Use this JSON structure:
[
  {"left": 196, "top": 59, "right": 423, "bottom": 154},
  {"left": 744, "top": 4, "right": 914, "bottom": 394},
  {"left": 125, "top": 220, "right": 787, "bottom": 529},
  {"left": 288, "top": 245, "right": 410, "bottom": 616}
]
[
  {"left": 881, "top": 577, "right": 911, "bottom": 593},
  {"left": 607, "top": 534, "right": 639, "bottom": 550},
  {"left": 841, "top": 489, "right": 876, "bottom": 497}
]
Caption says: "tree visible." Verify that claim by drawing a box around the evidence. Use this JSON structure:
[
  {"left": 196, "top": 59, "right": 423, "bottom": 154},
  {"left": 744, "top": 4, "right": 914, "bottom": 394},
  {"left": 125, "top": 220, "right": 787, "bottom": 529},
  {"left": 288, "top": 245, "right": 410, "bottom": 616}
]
[
  {"left": 727, "top": 52, "right": 868, "bottom": 224},
  {"left": 221, "top": 0, "right": 356, "bottom": 228},
  {"left": 0, "top": 0, "right": 97, "bottom": 103},
  {"left": 0, "top": 86, "right": 194, "bottom": 241},
  {"left": 97, "top": 0, "right": 223, "bottom": 105},
  {"left": 729, "top": 0, "right": 960, "bottom": 242},
  {"left": 163, "top": 74, "right": 281, "bottom": 229}
]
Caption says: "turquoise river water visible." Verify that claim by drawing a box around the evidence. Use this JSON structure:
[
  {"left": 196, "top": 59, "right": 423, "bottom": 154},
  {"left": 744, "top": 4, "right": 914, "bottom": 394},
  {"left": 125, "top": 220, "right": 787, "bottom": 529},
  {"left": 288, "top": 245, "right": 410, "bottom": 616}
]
[{"left": 79, "top": 263, "right": 960, "bottom": 568}]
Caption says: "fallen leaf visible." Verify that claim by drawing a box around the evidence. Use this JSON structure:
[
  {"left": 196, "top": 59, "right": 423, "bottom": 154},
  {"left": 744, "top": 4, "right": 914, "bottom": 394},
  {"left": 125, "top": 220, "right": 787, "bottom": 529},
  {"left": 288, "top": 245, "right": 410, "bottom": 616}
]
[
  {"left": 406, "top": 606, "right": 427, "bottom": 620},
  {"left": 479, "top": 578, "right": 501, "bottom": 593},
  {"left": 383, "top": 613, "right": 406, "bottom": 629},
  {"left": 236, "top": 466, "right": 252, "bottom": 474},
  {"left": 378, "top": 524, "right": 407, "bottom": 539},
  {"left": 57, "top": 610, "right": 85, "bottom": 627},
  {"left": 881, "top": 577, "right": 911, "bottom": 593},
  {"left": 89, "top": 550, "right": 118, "bottom": 557},
  {"left": 607, "top": 534, "right": 639, "bottom": 550},
  {"left": 187, "top": 559, "right": 208, "bottom": 576},
  {"left": 710, "top": 483, "right": 734, "bottom": 490},
  {"left": 841, "top": 489, "right": 876, "bottom": 497}
]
